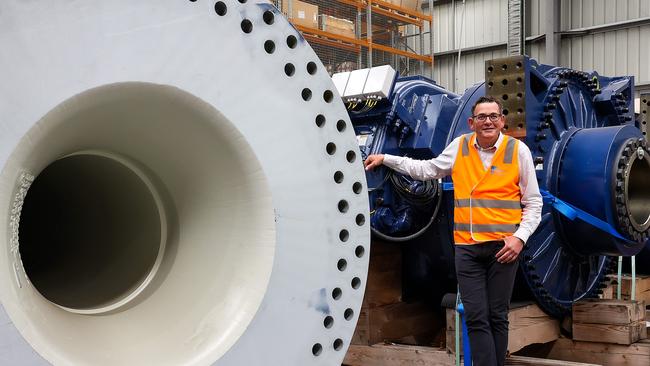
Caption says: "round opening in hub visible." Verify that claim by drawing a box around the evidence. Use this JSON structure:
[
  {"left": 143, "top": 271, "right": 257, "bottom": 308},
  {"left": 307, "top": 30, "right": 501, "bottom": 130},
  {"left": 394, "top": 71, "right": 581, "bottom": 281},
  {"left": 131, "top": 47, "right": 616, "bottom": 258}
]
[
  {"left": 626, "top": 152, "right": 650, "bottom": 231},
  {"left": 0, "top": 82, "right": 276, "bottom": 365},
  {"left": 19, "top": 152, "right": 164, "bottom": 312}
]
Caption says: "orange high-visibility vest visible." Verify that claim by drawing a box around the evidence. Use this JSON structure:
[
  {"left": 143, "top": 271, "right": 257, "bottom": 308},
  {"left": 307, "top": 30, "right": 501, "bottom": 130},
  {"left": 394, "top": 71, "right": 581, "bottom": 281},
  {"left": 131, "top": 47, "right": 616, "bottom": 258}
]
[{"left": 451, "top": 133, "right": 522, "bottom": 244}]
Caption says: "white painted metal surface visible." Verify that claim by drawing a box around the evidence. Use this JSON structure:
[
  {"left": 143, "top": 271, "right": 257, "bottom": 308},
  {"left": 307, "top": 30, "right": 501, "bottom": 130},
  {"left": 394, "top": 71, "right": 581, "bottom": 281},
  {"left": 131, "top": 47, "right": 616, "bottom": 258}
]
[
  {"left": 342, "top": 69, "right": 370, "bottom": 100},
  {"left": 363, "top": 65, "right": 397, "bottom": 100},
  {"left": 0, "top": 1, "right": 369, "bottom": 365}
]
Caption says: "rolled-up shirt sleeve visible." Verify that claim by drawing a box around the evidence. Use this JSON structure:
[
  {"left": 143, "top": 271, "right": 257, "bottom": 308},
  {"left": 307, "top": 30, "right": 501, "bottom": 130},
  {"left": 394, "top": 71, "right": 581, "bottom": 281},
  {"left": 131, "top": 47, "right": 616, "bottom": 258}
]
[
  {"left": 513, "top": 143, "right": 543, "bottom": 244},
  {"left": 382, "top": 137, "right": 460, "bottom": 181}
]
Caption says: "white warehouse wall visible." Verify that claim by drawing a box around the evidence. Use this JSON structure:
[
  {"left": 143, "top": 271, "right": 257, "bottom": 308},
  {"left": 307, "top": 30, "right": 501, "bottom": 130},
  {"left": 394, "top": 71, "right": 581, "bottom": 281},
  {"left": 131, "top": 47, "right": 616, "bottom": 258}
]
[{"left": 418, "top": 0, "right": 650, "bottom": 94}]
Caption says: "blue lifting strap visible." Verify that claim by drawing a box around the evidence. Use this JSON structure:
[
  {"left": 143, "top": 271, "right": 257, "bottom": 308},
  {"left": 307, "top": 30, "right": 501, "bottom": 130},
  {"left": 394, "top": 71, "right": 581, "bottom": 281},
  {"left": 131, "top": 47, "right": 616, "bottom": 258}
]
[
  {"left": 540, "top": 189, "right": 633, "bottom": 243},
  {"left": 442, "top": 184, "right": 632, "bottom": 243}
]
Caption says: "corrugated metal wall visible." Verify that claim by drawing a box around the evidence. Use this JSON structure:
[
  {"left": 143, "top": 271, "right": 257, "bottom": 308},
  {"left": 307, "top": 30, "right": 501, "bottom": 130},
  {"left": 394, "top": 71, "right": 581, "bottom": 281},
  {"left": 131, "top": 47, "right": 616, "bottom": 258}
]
[{"left": 424, "top": 0, "right": 650, "bottom": 94}]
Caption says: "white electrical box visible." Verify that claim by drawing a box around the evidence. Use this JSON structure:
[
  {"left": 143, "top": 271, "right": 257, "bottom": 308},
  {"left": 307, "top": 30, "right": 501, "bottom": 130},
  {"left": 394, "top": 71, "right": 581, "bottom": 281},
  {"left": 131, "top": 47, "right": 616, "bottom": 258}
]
[
  {"left": 363, "top": 65, "right": 396, "bottom": 100},
  {"left": 331, "top": 65, "right": 396, "bottom": 103},
  {"left": 344, "top": 68, "right": 370, "bottom": 101},
  {"left": 331, "top": 71, "right": 350, "bottom": 97}
]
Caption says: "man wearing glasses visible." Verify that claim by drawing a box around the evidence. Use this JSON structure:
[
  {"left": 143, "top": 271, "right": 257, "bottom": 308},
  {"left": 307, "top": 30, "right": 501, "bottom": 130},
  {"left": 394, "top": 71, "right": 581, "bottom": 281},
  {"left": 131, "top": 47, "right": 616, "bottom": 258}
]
[{"left": 364, "top": 96, "right": 542, "bottom": 366}]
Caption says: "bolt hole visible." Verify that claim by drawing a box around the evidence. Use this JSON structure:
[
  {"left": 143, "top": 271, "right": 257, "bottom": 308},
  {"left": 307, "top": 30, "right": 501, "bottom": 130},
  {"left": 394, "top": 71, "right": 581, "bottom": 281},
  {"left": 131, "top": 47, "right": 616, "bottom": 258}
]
[
  {"left": 502, "top": 94, "right": 509, "bottom": 100},
  {"left": 517, "top": 108, "right": 523, "bottom": 114},
  {"left": 339, "top": 229, "right": 349, "bottom": 242},
  {"left": 487, "top": 81, "right": 494, "bottom": 88},
  {"left": 355, "top": 245, "right": 365, "bottom": 258},
  {"left": 264, "top": 40, "right": 275, "bottom": 54},
  {"left": 332, "top": 287, "right": 342, "bottom": 300},
  {"left": 240, "top": 19, "right": 253, "bottom": 33},
  {"left": 312, "top": 343, "right": 322, "bottom": 356},
  {"left": 504, "top": 124, "right": 509, "bottom": 130},
  {"left": 338, "top": 200, "right": 349, "bottom": 213},
  {"left": 351, "top": 277, "right": 361, "bottom": 289},
  {"left": 323, "top": 90, "right": 334, "bottom": 103},
  {"left": 214, "top": 1, "right": 227, "bottom": 15},
  {"left": 307, "top": 61, "right": 317, "bottom": 75},
  {"left": 287, "top": 35, "right": 298, "bottom": 48},
  {"left": 284, "top": 63, "right": 295, "bottom": 77},
  {"left": 516, "top": 77, "right": 523, "bottom": 84},
  {"left": 487, "top": 66, "right": 494, "bottom": 73},
  {"left": 324, "top": 316, "right": 334, "bottom": 329},
  {"left": 356, "top": 214, "right": 365, "bottom": 226},
  {"left": 516, "top": 92, "right": 523, "bottom": 99},
  {"left": 333, "top": 339, "right": 343, "bottom": 351},
  {"left": 263, "top": 10, "right": 274, "bottom": 25},
  {"left": 337, "top": 120, "right": 347, "bottom": 132},
  {"left": 518, "top": 123, "right": 524, "bottom": 128},
  {"left": 302, "top": 88, "right": 312, "bottom": 101},
  {"left": 501, "top": 64, "right": 508, "bottom": 70},
  {"left": 516, "top": 61, "right": 523, "bottom": 68},
  {"left": 344, "top": 308, "right": 354, "bottom": 320},
  {"left": 315, "top": 114, "right": 325, "bottom": 127},
  {"left": 502, "top": 109, "right": 509, "bottom": 116},
  {"left": 346, "top": 150, "right": 356, "bottom": 163},
  {"left": 326, "top": 142, "right": 336, "bottom": 155},
  {"left": 334, "top": 171, "right": 344, "bottom": 183},
  {"left": 501, "top": 79, "right": 508, "bottom": 86},
  {"left": 352, "top": 182, "right": 362, "bottom": 194},
  {"left": 337, "top": 259, "right": 347, "bottom": 271}
]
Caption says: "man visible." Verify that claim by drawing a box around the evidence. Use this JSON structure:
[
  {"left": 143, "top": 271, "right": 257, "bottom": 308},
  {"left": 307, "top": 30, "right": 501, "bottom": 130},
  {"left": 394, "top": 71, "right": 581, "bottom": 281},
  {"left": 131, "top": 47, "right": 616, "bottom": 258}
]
[{"left": 364, "top": 96, "right": 542, "bottom": 366}]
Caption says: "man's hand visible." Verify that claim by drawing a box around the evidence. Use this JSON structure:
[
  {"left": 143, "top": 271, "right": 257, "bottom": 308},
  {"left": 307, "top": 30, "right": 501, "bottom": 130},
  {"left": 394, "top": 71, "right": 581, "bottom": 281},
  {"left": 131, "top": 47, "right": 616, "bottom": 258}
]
[
  {"left": 364, "top": 154, "right": 385, "bottom": 171},
  {"left": 495, "top": 236, "right": 524, "bottom": 263}
]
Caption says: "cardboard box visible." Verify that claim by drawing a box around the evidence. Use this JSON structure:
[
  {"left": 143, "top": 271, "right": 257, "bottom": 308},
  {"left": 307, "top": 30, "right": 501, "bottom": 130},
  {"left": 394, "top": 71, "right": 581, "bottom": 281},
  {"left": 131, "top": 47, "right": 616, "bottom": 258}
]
[
  {"left": 281, "top": 0, "right": 318, "bottom": 29},
  {"left": 400, "top": 0, "right": 420, "bottom": 11},
  {"left": 321, "top": 15, "right": 356, "bottom": 38}
]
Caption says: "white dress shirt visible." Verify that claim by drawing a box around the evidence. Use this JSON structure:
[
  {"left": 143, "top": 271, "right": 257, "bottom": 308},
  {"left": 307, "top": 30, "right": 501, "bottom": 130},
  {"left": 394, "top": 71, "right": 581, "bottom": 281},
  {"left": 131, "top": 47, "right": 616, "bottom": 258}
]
[{"left": 383, "top": 133, "right": 543, "bottom": 243}]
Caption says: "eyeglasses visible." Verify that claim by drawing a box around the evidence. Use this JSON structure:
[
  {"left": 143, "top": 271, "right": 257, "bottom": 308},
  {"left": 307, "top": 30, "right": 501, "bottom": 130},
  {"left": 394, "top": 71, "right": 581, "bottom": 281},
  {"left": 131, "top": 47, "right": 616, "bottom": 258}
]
[{"left": 472, "top": 113, "right": 502, "bottom": 122}]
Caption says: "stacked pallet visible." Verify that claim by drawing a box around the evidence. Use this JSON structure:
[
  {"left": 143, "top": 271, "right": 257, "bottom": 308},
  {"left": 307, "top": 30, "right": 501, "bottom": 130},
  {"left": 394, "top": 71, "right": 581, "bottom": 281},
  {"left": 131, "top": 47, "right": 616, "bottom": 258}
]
[
  {"left": 445, "top": 302, "right": 560, "bottom": 355},
  {"left": 572, "top": 299, "right": 647, "bottom": 345},
  {"left": 607, "top": 274, "right": 650, "bottom": 304},
  {"left": 351, "top": 241, "right": 438, "bottom": 345}
]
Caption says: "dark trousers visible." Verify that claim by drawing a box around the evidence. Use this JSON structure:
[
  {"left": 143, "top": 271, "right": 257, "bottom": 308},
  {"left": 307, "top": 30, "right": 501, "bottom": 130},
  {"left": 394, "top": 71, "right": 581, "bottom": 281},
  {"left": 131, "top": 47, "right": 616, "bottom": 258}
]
[{"left": 455, "top": 242, "right": 519, "bottom": 366}]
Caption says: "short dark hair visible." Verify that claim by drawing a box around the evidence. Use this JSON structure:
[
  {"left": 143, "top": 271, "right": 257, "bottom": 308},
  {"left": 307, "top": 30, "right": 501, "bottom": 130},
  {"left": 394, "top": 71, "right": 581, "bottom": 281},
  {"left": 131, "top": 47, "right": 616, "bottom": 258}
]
[{"left": 471, "top": 96, "right": 503, "bottom": 115}]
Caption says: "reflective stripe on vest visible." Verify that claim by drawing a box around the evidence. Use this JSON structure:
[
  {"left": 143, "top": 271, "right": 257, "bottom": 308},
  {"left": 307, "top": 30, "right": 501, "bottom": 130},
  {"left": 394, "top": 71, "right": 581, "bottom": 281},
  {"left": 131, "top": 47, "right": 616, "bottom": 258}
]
[{"left": 451, "top": 133, "right": 522, "bottom": 244}]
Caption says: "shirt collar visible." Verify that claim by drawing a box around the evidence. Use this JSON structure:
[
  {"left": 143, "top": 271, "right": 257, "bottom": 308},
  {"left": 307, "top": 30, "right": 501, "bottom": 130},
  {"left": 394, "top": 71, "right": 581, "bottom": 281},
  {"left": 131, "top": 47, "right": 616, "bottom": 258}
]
[{"left": 472, "top": 132, "right": 503, "bottom": 152}]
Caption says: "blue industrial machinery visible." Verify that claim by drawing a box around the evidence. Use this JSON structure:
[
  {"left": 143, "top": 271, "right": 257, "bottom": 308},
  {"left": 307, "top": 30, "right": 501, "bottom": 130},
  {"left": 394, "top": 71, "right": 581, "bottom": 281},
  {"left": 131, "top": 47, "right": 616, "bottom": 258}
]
[{"left": 343, "top": 55, "right": 650, "bottom": 317}]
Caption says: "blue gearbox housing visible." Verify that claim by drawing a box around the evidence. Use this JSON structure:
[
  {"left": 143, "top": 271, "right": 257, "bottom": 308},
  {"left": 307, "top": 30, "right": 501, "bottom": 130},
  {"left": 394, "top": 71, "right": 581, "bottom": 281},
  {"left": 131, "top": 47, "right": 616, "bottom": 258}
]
[{"left": 347, "top": 56, "right": 650, "bottom": 317}]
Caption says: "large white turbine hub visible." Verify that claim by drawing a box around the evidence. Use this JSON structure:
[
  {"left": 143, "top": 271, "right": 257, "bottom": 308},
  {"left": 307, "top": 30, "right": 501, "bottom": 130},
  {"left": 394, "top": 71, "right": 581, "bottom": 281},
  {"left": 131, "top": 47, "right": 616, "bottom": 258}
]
[{"left": 0, "top": 1, "right": 369, "bottom": 365}]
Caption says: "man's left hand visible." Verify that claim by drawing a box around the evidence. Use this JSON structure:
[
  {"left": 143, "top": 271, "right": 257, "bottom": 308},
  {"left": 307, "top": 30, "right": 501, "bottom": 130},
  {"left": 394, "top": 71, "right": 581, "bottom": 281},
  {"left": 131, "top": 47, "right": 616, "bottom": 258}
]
[{"left": 495, "top": 236, "right": 524, "bottom": 263}]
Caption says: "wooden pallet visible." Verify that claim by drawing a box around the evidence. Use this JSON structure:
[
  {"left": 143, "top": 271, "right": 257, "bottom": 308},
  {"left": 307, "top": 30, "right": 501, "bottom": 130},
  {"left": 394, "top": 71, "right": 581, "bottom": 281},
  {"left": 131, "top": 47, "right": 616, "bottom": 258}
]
[
  {"left": 445, "top": 302, "right": 560, "bottom": 355},
  {"left": 572, "top": 299, "right": 647, "bottom": 345},
  {"left": 343, "top": 343, "right": 601, "bottom": 366},
  {"left": 352, "top": 241, "right": 438, "bottom": 346},
  {"left": 605, "top": 274, "right": 650, "bottom": 304},
  {"left": 546, "top": 337, "right": 650, "bottom": 366}
]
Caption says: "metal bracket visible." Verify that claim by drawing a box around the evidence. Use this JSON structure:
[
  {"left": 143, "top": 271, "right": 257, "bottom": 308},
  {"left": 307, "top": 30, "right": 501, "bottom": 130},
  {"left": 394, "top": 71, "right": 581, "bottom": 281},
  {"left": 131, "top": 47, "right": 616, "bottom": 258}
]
[{"left": 485, "top": 55, "right": 527, "bottom": 138}]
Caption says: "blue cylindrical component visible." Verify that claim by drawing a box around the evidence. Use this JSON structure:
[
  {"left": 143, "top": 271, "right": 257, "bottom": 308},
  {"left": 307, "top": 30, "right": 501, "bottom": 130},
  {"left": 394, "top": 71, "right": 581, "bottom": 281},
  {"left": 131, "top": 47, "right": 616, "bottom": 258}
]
[
  {"left": 350, "top": 56, "right": 650, "bottom": 317},
  {"left": 554, "top": 125, "right": 649, "bottom": 256}
]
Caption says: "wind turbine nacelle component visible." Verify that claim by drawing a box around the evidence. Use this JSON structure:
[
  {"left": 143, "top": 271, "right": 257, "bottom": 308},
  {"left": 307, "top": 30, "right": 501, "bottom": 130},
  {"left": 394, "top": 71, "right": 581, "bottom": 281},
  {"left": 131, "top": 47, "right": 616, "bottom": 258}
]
[
  {"left": 343, "top": 55, "right": 650, "bottom": 317},
  {"left": 0, "top": 1, "right": 369, "bottom": 365}
]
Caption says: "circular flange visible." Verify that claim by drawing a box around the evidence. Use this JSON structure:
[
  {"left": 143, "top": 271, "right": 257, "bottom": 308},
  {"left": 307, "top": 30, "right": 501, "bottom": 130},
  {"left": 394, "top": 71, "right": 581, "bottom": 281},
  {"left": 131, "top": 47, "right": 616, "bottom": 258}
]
[{"left": 0, "top": 1, "right": 369, "bottom": 365}]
